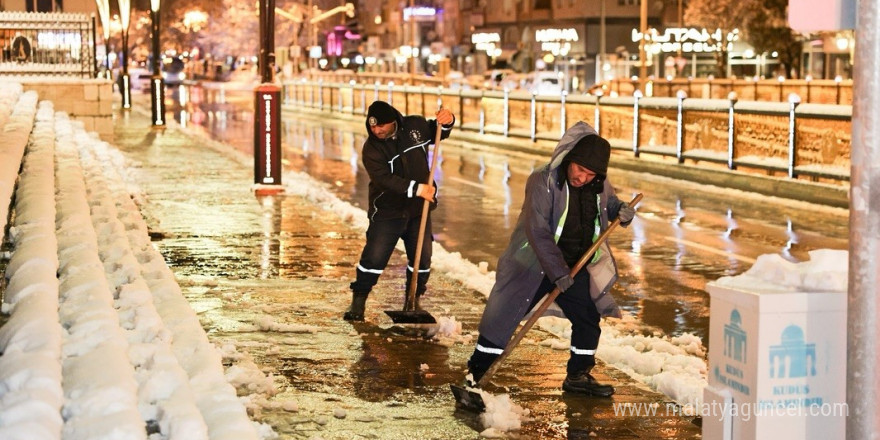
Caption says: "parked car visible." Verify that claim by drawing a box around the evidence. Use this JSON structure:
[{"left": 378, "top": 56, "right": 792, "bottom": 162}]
[
  {"left": 528, "top": 71, "right": 563, "bottom": 95},
  {"left": 161, "top": 56, "right": 186, "bottom": 86},
  {"left": 483, "top": 69, "right": 515, "bottom": 89},
  {"left": 127, "top": 66, "right": 152, "bottom": 92},
  {"left": 444, "top": 70, "right": 484, "bottom": 90}
]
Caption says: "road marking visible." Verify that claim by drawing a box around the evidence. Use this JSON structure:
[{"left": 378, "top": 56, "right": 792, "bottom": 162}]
[
  {"left": 663, "top": 236, "right": 757, "bottom": 264},
  {"left": 445, "top": 175, "right": 487, "bottom": 189}
]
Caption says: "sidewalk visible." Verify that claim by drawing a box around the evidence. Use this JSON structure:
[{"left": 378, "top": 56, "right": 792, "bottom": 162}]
[{"left": 112, "top": 101, "right": 704, "bottom": 439}]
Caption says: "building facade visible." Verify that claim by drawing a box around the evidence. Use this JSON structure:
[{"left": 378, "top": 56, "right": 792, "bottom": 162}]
[{"left": 2, "top": 0, "right": 95, "bottom": 13}]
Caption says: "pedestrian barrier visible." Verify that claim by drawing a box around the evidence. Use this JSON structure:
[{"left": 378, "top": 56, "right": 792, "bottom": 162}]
[{"left": 281, "top": 80, "right": 851, "bottom": 186}]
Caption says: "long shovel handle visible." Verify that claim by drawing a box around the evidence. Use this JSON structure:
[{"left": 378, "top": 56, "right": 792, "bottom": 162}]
[
  {"left": 405, "top": 114, "right": 446, "bottom": 311},
  {"left": 476, "top": 193, "right": 643, "bottom": 387}
]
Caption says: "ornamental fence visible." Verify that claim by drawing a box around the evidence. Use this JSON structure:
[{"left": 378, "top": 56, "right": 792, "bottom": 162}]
[
  {"left": 0, "top": 11, "right": 97, "bottom": 78},
  {"left": 301, "top": 71, "right": 854, "bottom": 105},
  {"left": 281, "top": 79, "right": 851, "bottom": 185}
]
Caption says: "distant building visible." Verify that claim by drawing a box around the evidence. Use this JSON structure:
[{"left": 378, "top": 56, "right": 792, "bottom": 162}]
[{"left": 2, "top": 0, "right": 96, "bottom": 14}]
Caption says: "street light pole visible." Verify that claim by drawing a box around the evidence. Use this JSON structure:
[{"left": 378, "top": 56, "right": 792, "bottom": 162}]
[
  {"left": 598, "top": 0, "right": 605, "bottom": 84},
  {"left": 94, "top": 0, "right": 111, "bottom": 79},
  {"left": 119, "top": 0, "right": 132, "bottom": 109},
  {"left": 638, "top": 0, "right": 647, "bottom": 91},
  {"left": 149, "top": 0, "right": 165, "bottom": 126},
  {"left": 254, "top": 0, "right": 283, "bottom": 194},
  {"left": 409, "top": 0, "right": 416, "bottom": 79}
]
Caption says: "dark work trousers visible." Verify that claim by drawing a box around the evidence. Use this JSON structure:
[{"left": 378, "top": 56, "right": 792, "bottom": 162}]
[
  {"left": 350, "top": 215, "right": 433, "bottom": 297},
  {"left": 468, "top": 269, "right": 600, "bottom": 381}
]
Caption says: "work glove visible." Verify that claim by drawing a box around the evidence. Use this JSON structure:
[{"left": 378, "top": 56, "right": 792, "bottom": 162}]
[
  {"left": 617, "top": 204, "right": 635, "bottom": 224},
  {"left": 555, "top": 274, "right": 574, "bottom": 293},
  {"left": 417, "top": 183, "right": 436, "bottom": 203}
]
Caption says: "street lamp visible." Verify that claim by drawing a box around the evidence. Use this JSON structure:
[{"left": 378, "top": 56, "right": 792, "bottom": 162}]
[
  {"left": 150, "top": 0, "right": 165, "bottom": 126},
  {"left": 95, "top": 0, "right": 111, "bottom": 80},
  {"left": 119, "top": 0, "right": 132, "bottom": 109},
  {"left": 638, "top": 0, "right": 647, "bottom": 92}
]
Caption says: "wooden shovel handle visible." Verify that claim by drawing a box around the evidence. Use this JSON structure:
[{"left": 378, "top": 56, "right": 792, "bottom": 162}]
[{"left": 405, "top": 116, "right": 446, "bottom": 310}]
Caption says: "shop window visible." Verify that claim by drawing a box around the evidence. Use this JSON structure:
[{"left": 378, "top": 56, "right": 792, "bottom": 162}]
[{"left": 26, "top": 0, "right": 59, "bottom": 12}]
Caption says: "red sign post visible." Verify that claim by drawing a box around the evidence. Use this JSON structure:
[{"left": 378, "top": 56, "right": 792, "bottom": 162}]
[
  {"left": 253, "top": 0, "right": 283, "bottom": 196},
  {"left": 254, "top": 84, "right": 282, "bottom": 190}
]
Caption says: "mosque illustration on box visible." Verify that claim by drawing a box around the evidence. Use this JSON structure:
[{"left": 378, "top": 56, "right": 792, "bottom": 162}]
[
  {"left": 723, "top": 309, "right": 817, "bottom": 378},
  {"left": 769, "top": 324, "right": 817, "bottom": 378},
  {"left": 724, "top": 309, "right": 748, "bottom": 363}
]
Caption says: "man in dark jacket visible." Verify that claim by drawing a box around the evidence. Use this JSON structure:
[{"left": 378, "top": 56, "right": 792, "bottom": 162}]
[
  {"left": 464, "top": 121, "right": 635, "bottom": 396},
  {"left": 344, "top": 100, "right": 456, "bottom": 321}
]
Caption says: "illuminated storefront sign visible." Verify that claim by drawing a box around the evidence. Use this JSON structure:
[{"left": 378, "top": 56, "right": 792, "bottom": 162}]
[
  {"left": 633, "top": 27, "right": 740, "bottom": 54},
  {"left": 403, "top": 7, "right": 437, "bottom": 21},
  {"left": 472, "top": 32, "right": 501, "bottom": 52},
  {"left": 535, "top": 28, "right": 579, "bottom": 55}
]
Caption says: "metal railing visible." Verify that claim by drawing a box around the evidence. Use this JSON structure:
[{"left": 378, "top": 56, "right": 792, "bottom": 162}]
[
  {"left": 295, "top": 70, "right": 854, "bottom": 105},
  {"left": 0, "top": 11, "right": 97, "bottom": 78},
  {"left": 607, "top": 76, "right": 854, "bottom": 105},
  {"left": 281, "top": 79, "right": 852, "bottom": 184}
]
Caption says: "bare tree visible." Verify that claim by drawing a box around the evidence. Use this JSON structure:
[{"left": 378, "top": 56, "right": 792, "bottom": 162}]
[
  {"left": 740, "top": 0, "right": 802, "bottom": 78},
  {"left": 683, "top": 0, "right": 751, "bottom": 78}
]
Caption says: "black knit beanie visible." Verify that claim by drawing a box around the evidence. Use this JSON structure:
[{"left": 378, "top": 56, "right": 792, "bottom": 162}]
[
  {"left": 564, "top": 135, "right": 610, "bottom": 176},
  {"left": 367, "top": 101, "right": 397, "bottom": 126}
]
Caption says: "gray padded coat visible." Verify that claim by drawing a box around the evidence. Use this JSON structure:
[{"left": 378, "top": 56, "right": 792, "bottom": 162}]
[{"left": 477, "top": 121, "right": 627, "bottom": 347}]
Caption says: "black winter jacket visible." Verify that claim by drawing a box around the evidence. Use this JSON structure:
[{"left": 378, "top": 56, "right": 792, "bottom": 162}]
[{"left": 361, "top": 106, "right": 454, "bottom": 221}]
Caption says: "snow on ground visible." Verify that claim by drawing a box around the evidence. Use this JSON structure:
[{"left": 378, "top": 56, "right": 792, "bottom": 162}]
[{"left": 0, "top": 86, "right": 270, "bottom": 439}]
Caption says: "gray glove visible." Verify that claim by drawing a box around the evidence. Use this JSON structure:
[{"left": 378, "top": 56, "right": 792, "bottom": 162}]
[
  {"left": 617, "top": 205, "right": 635, "bottom": 223},
  {"left": 555, "top": 274, "right": 574, "bottom": 293}
]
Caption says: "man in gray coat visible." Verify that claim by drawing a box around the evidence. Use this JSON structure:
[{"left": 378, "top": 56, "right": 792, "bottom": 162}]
[{"left": 465, "top": 121, "right": 635, "bottom": 396}]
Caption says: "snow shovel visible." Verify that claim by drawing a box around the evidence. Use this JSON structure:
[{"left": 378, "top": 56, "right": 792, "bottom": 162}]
[
  {"left": 450, "top": 193, "right": 644, "bottom": 412},
  {"left": 384, "top": 117, "right": 446, "bottom": 325}
]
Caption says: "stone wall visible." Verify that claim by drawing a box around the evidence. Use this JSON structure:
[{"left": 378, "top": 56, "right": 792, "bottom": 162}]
[{"left": 15, "top": 78, "right": 114, "bottom": 141}]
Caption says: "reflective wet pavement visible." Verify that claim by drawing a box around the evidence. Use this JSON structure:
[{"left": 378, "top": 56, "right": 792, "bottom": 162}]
[
  {"left": 164, "top": 84, "right": 849, "bottom": 348},
  {"left": 115, "top": 95, "right": 705, "bottom": 439}
]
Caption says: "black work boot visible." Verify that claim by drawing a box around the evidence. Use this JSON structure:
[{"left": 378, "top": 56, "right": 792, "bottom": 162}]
[
  {"left": 403, "top": 289, "right": 425, "bottom": 311},
  {"left": 343, "top": 292, "right": 369, "bottom": 321},
  {"left": 562, "top": 369, "right": 615, "bottom": 397}
]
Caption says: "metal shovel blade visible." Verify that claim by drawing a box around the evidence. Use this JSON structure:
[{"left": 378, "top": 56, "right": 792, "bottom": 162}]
[
  {"left": 384, "top": 309, "right": 437, "bottom": 324},
  {"left": 450, "top": 383, "right": 486, "bottom": 412}
]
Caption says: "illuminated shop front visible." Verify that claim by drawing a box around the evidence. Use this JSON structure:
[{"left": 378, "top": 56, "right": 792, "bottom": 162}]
[
  {"left": 624, "top": 27, "right": 774, "bottom": 79},
  {"left": 391, "top": 5, "right": 447, "bottom": 74}
]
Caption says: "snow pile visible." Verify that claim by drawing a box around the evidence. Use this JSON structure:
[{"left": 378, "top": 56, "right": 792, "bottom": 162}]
[
  {"left": 0, "top": 86, "right": 37, "bottom": 238},
  {"left": 81, "top": 123, "right": 267, "bottom": 440},
  {"left": 535, "top": 314, "right": 709, "bottom": 409},
  {"left": 0, "top": 99, "right": 64, "bottom": 440},
  {"left": 478, "top": 390, "right": 531, "bottom": 437},
  {"left": 714, "top": 249, "right": 848, "bottom": 293},
  {"left": 426, "top": 316, "right": 473, "bottom": 347},
  {"left": 62, "top": 116, "right": 210, "bottom": 439},
  {"left": 0, "top": 103, "right": 271, "bottom": 439}
]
